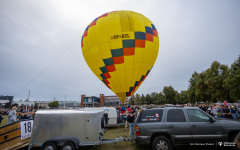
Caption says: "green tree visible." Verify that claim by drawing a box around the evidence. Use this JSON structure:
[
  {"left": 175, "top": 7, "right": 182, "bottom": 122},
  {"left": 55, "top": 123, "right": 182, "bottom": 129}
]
[
  {"left": 163, "top": 86, "right": 177, "bottom": 104},
  {"left": 48, "top": 101, "right": 59, "bottom": 108},
  {"left": 151, "top": 92, "right": 159, "bottom": 104},
  {"left": 219, "top": 64, "right": 231, "bottom": 101},
  {"left": 129, "top": 95, "right": 136, "bottom": 105},
  {"left": 179, "top": 90, "right": 189, "bottom": 104},
  {"left": 195, "top": 71, "right": 209, "bottom": 102},
  {"left": 224, "top": 56, "right": 240, "bottom": 102},
  {"left": 175, "top": 92, "right": 180, "bottom": 104},
  {"left": 145, "top": 94, "right": 153, "bottom": 104},
  {"left": 155, "top": 92, "right": 166, "bottom": 105},
  {"left": 140, "top": 94, "right": 146, "bottom": 104},
  {"left": 204, "top": 61, "right": 230, "bottom": 102},
  {"left": 135, "top": 93, "right": 141, "bottom": 105},
  {"left": 188, "top": 72, "right": 199, "bottom": 104}
]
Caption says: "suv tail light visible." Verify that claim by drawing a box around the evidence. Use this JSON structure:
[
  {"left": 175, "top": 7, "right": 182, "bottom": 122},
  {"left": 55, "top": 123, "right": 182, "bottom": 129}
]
[{"left": 135, "top": 126, "right": 140, "bottom": 136}]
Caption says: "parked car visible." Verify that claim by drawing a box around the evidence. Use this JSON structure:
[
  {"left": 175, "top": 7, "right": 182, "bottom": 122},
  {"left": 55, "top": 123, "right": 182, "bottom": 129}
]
[
  {"left": 133, "top": 107, "right": 240, "bottom": 150},
  {"left": 28, "top": 109, "right": 123, "bottom": 150}
]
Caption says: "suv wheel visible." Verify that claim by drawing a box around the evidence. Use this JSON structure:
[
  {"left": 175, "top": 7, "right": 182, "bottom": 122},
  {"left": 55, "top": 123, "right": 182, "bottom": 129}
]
[{"left": 152, "top": 136, "right": 172, "bottom": 150}]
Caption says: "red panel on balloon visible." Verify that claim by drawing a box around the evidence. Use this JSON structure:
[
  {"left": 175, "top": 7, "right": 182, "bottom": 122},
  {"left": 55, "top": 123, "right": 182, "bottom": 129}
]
[
  {"left": 146, "top": 33, "right": 153, "bottom": 42},
  {"left": 106, "top": 65, "right": 116, "bottom": 72},
  {"left": 123, "top": 48, "right": 135, "bottom": 56},
  {"left": 103, "top": 72, "right": 111, "bottom": 78},
  {"left": 153, "top": 30, "right": 158, "bottom": 37},
  {"left": 83, "top": 30, "right": 88, "bottom": 38},
  {"left": 89, "top": 21, "right": 97, "bottom": 27},
  {"left": 104, "top": 79, "right": 110, "bottom": 84},
  {"left": 98, "top": 13, "right": 108, "bottom": 18},
  {"left": 132, "top": 87, "right": 136, "bottom": 92},
  {"left": 137, "top": 81, "right": 141, "bottom": 86},
  {"left": 113, "top": 56, "right": 124, "bottom": 64},
  {"left": 135, "top": 40, "right": 145, "bottom": 48}
]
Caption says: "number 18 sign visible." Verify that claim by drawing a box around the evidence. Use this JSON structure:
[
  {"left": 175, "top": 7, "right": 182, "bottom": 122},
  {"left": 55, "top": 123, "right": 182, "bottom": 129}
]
[{"left": 20, "top": 120, "right": 33, "bottom": 140}]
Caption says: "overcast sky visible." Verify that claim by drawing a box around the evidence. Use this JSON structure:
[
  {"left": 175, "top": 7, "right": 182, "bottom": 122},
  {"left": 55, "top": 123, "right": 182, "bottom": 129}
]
[{"left": 0, "top": 0, "right": 239, "bottom": 102}]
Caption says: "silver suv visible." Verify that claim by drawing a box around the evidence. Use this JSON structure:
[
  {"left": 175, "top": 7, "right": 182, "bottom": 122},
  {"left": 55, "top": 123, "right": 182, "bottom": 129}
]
[{"left": 133, "top": 107, "right": 240, "bottom": 150}]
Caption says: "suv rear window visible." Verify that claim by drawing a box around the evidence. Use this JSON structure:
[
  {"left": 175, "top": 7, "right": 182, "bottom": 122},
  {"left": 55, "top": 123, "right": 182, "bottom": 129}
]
[
  {"left": 137, "top": 109, "right": 163, "bottom": 123},
  {"left": 167, "top": 109, "right": 186, "bottom": 122}
]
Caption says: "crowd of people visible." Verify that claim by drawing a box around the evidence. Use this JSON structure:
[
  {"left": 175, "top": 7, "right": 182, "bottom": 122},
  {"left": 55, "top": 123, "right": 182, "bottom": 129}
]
[
  {"left": 1, "top": 103, "right": 240, "bottom": 147},
  {"left": 0, "top": 106, "right": 36, "bottom": 124},
  {"left": 1, "top": 102, "right": 239, "bottom": 125},
  {"left": 198, "top": 103, "right": 240, "bottom": 120}
]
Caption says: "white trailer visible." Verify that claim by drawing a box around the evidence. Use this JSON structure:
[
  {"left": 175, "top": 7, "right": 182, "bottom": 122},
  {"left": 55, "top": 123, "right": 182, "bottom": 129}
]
[
  {"left": 28, "top": 109, "right": 123, "bottom": 150},
  {"left": 83, "top": 107, "right": 120, "bottom": 126}
]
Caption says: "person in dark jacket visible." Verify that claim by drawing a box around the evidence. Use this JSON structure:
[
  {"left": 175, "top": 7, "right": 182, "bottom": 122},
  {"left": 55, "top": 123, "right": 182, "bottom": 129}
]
[
  {"left": 0, "top": 114, "right": 4, "bottom": 124},
  {"left": 223, "top": 106, "right": 232, "bottom": 119},
  {"left": 127, "top": 111, "right": 135, "bottom": 141},
  {"left": 230, "top": 105, "right": 238, "bottom": 120},
  {"left": 20, "top": 113, "right": 29, "bottom": 120}
]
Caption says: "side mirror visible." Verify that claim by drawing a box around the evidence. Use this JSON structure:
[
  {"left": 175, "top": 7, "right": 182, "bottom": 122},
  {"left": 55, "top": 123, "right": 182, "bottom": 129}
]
[{"left": 209, "top": 117, "right": 215, "bottom": 123}]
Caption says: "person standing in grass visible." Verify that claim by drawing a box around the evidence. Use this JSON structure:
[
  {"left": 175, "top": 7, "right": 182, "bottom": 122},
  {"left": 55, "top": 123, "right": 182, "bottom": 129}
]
[
  {"left": 127, "top": 110, "right": 135, "bottom": 141},
  {"left": 124, "top": 105, "right": 132, "bottom": 131}
]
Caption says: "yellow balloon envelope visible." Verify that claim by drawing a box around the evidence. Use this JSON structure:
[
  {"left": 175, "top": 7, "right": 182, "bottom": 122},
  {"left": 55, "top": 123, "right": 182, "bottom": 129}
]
[{"left": 81, "top": 10, "right": 159, "bottom": 103}]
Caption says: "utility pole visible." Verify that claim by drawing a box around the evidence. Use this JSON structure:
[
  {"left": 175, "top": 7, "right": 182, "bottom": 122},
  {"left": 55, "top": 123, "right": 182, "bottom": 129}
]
[
  {"left": 64, "top": 94, "right": 66, "bottom": 109},
  {"left": 27, "top": 90, "right": 30, "bottom": 101},
  {"left": 36, "top": 99, "right": 40, "bottom": 110}
]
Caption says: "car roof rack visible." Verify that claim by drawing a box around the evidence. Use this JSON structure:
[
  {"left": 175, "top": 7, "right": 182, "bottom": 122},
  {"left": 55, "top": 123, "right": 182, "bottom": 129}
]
[{"left": 145, "top": 106, "right": 185, "bottom": 109}]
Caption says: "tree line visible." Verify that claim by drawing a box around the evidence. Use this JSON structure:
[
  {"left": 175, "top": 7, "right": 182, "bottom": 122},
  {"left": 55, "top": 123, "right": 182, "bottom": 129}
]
[{"left": 129, "top": 56, "right": 240, "bottom": 105}]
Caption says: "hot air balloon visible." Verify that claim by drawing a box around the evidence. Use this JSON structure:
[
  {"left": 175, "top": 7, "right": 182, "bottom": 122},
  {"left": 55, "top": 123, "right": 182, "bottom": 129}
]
[{"left": 81, "top": 10, "right": 159, "bottom": 103}]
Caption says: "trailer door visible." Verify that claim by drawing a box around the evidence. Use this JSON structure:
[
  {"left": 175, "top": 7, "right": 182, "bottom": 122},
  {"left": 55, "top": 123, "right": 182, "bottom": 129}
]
[{"left": 85, "top": 118, "right": 99, "bottom": 142}]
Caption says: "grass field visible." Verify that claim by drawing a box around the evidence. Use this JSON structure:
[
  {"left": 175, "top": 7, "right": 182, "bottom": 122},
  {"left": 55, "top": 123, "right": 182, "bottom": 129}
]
[
  {"left": 80, "top": 127, "right": 152, "bottom": 150},
  {"left": 0, "top": 115, "right": 8, "bottom": 126}
]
